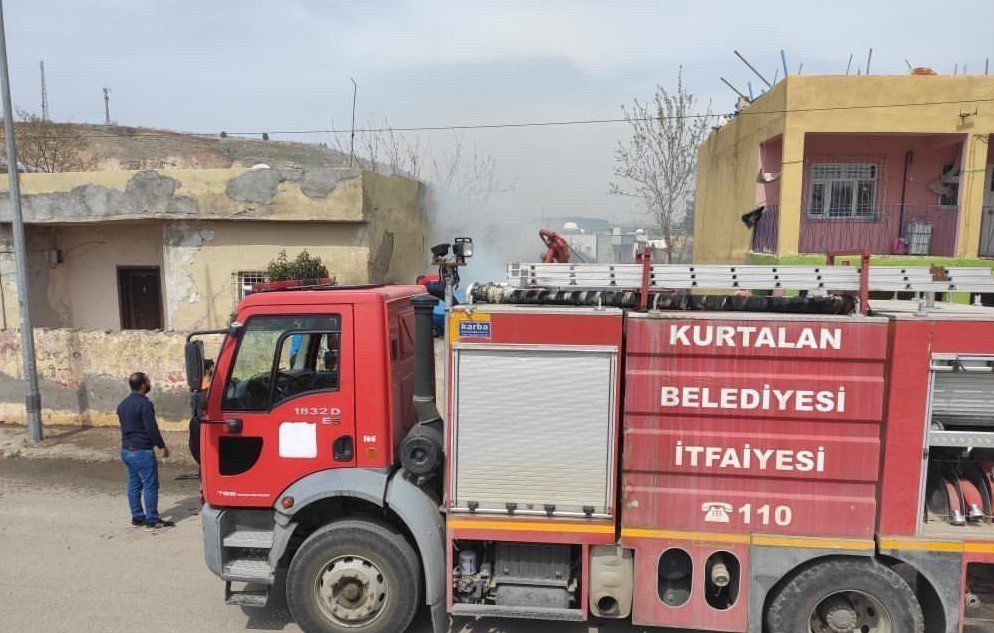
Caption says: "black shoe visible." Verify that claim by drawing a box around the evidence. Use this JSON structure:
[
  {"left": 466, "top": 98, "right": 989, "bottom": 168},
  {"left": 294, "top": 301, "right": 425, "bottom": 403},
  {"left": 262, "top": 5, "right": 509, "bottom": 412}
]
[
  {"left": 145, "top": 519, "right": 175, "bottom": 529},
  {"left": 131, "top": 517, "right": 146, "bottom": 527}
]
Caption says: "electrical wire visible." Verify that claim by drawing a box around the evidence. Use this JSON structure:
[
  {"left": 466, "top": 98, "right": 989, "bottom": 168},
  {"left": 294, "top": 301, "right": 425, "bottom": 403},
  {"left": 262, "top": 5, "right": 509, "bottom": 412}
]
[
  {"left": 218, "top": 96, "right": 994, "bottom": 136},
  {"left": 6, "top": 96, "right": 994, "bottom": 142}
]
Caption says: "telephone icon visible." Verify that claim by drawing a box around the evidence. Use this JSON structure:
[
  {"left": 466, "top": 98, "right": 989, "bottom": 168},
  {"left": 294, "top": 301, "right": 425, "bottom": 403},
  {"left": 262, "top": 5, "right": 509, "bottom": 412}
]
[{"left": 701, "top": 502, "right": 733, "bottom": 523}]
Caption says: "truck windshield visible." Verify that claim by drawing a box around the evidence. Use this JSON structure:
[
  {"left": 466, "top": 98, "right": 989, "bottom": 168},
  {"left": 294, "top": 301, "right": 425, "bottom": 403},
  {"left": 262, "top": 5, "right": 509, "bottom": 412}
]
[{"left": 222, "top": 315, "right": 340, "bottom": 411}]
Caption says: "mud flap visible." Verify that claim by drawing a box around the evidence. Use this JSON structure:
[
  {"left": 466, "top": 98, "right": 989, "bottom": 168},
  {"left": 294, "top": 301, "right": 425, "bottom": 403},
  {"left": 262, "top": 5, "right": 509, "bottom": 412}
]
[{"left": 384, "top": 473, "right": 446, "bottom": 612}]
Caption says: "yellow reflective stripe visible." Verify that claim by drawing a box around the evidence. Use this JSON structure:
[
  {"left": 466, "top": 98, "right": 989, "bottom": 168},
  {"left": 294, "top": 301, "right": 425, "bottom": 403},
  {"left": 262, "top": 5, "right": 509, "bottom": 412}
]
[
  {"left": 448, "top": 519, "right": 614, "bottom": 534},
  {"left": 621, "top": 528, "right": 750, "bottom": 544},
  {"left": 622, "top": 529, "right": 872, "bottom": 551},
  {"left": 879, "top": 538, "right": 964, "bottom": 553},
  {"left": 965, "top": 542, "right": 994, "bottom": 554},
  {"left": 753, "top": 535, "right": 874, "bottom": 551}
]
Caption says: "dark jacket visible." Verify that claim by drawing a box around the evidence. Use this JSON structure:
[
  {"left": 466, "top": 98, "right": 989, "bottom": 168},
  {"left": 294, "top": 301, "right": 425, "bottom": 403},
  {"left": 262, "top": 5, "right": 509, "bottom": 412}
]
[{"left": 117, "top": 392, "right": 165, "bottom": 451}]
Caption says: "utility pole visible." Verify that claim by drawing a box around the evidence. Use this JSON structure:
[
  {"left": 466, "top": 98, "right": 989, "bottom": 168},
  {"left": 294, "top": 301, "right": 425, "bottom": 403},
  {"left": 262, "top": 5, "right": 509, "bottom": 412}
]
[
  {"left": 39, "top": 60, "right": 48, "bottom": 121},
  {"left": 0, "top": 0, "right": 43, "bottom": 442},
  {"left": 348, "top": 77, "right": 357, "bottom": 167},
  {"left": 103, "top": 86, "right": 111, "bottom": 125}
]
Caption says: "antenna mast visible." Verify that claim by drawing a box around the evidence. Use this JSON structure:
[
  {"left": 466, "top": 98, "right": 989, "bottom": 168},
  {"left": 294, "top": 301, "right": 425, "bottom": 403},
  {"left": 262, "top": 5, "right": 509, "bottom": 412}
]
[
  {"left": 103, "top": 86, "right": 111, "bottom": 125},
  {"left": 39, "top": 60, "right": 48, "bottom": 121}
]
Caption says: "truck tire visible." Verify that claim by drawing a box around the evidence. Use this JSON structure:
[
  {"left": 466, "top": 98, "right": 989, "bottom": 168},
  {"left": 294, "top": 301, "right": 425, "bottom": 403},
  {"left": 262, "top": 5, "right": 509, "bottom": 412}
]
[
  {"left": 766, "top": 558, "right": 923, "bottom": 633},
  {"left": 287, "top": 518, "right": 420, "bottom": 633}
]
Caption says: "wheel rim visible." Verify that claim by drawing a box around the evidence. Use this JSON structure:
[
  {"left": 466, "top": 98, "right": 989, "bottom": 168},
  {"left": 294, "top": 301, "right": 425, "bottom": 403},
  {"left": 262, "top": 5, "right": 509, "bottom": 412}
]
[
  {"left": 314, "top": 555, "right": 389, "bottom": 628},
  {"left": 808, "top": 590, "right": 892, "bottom": 633}
]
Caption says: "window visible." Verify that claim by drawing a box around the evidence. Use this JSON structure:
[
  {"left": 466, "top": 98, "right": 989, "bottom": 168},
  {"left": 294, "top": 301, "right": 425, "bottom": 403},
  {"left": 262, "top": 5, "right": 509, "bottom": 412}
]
[
  {"left": 938, "top": 163, "right": 959, "bottom": 207},
  {"left": 232, "top": 271, "right": 269, "bottom": 308},
  {"left": 118, "top": 267, "right": 163, "bottom": 330},
  {"left": 222, "top": 315, "right": 341, "bottom": 411},
  {"left": 807, "top": 163, "right": 878, "bottom": 219}
]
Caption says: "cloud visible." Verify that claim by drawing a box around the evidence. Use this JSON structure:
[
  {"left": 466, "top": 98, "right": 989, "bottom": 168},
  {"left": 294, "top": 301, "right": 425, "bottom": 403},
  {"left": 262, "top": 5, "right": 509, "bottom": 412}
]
[{"left": 5, "top": 0, "right": 993, "bottom": 227}]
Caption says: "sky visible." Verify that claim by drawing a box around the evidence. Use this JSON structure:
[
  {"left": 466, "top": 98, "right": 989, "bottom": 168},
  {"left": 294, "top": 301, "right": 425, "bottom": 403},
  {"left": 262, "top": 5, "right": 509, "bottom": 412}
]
[{"left": 4, "top": 0, "right": 994, "bottom": 227}]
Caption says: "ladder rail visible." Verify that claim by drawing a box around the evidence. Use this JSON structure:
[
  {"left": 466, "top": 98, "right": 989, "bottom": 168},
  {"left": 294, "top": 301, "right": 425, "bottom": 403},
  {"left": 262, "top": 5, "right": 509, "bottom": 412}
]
[{"left": 508, "top": 262, "right": 994, "bottom": 295}]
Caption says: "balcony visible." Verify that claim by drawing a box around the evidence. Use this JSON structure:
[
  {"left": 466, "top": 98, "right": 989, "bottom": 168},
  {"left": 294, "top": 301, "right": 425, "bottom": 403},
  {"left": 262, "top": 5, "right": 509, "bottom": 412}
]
[
  {"left": 798, "top": 205, "right": 959, "bottom": 257},
  {"left": 746, "top": 204, "right": 960, "bottom": 258}
]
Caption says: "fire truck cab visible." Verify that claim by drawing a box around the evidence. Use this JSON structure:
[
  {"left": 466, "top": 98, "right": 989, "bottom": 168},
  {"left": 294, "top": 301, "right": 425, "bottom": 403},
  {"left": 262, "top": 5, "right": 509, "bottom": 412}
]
[{"left": 194, "top": 255, "right": 994, "bottom": 633}]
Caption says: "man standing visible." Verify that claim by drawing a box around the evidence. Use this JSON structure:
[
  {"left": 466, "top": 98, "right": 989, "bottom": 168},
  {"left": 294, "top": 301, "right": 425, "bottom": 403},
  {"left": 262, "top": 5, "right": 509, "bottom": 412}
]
[{"left": 117, "top": 372, "right": 174, "bottom": 528}]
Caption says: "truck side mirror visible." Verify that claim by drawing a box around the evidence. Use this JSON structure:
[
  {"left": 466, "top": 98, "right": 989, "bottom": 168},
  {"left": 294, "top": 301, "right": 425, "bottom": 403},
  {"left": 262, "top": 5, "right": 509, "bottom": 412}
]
[{"left": 185, "top": 340, "right": 205, "bottom": 391}]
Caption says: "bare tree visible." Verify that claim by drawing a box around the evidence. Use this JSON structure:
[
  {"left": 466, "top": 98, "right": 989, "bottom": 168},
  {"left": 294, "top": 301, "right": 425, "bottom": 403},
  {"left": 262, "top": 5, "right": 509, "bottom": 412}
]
[
  {"left": 333, "top": 119, "right": 510, "bottom": 213},
  {"left": 610, "top": 70, "right": 714, "bottom": 262},
  {"left": 0, "top": 111, "right": 95, "bottom": 173}
]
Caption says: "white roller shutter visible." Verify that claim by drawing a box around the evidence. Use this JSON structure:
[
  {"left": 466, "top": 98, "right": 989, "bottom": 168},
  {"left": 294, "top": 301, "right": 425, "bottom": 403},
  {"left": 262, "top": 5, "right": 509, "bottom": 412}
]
[
  {"left": 451, "top": 345, "right": 617, "bottom": 517},
  {"left": 932, "top": 356, "right": 994, "bottom": 427}
]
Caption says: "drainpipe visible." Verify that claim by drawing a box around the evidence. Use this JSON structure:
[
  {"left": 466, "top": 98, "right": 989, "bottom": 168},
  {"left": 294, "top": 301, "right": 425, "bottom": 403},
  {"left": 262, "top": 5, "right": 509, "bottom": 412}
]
[{"left": 897, "top": 150, "right": 914, "bottom": 241}]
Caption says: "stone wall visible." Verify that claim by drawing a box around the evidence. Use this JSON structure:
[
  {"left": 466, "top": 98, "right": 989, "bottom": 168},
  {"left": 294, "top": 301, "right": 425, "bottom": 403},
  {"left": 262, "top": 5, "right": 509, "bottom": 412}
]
[{"left": 0, "top": 328, "right": 207, "bottom": 432}]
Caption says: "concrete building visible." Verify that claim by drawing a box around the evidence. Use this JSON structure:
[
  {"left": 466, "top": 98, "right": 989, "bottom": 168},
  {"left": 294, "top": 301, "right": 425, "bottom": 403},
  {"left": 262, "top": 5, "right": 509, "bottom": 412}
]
[
  {"left": 694, "top": 74, "right": 994, "bottom": 265},
  {"left": 0, "top": 166, "right": 427, "bottom": 331},
  {"left": 0, "top": 165, "right": 427, "bottom": 429}
]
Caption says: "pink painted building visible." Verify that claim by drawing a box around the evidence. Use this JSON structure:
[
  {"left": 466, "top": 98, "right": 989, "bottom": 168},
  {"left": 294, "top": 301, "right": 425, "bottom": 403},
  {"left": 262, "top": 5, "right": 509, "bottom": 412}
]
[{"left": 695, "top": 75, "right": 994, "bottom": 265}]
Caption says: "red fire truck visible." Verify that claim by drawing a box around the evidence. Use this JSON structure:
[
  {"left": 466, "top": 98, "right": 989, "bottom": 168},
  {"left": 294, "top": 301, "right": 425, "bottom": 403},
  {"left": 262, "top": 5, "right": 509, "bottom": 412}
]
[{"left": 190, "top": 245, "right": 994, "bottom": 633}]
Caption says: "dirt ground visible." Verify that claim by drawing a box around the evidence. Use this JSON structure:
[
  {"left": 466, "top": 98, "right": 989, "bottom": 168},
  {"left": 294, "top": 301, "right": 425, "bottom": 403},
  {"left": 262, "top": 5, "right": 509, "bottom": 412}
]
[
  {"left": 0, "top": 425, "right": 649, "bottom": 633},
  {"left": 1, "top": 425, "right": 983, "bottom": 633}
]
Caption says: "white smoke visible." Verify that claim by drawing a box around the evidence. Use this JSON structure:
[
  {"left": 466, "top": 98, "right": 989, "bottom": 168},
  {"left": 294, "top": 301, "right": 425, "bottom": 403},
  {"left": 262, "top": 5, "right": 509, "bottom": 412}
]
[
  {"left": 424, "top": 186, "right": 539, "bottom": 288},
  {"left": 340, "top": 125, "right": 540, "bottom": 285}
]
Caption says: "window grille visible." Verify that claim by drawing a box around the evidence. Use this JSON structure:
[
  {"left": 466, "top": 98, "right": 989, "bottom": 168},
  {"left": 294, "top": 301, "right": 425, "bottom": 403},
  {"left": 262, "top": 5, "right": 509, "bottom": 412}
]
[
  {"left": 231, "top": 271, "right": 269, "bottom": 308},
  {"left": 807, "top": 163, "right": 879, "bottom": 219}
]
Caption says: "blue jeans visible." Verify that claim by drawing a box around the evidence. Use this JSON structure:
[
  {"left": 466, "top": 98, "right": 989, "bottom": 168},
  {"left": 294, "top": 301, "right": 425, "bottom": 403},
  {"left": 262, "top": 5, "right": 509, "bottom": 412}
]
[{"left": 120, "top": 448, "right": 159, "bottom": 523}]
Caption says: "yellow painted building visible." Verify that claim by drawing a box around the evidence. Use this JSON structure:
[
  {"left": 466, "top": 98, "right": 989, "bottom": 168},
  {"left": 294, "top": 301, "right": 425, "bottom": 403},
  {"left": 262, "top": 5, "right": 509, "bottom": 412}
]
[{"left": 694, "top": 75, "right": 994, "bottom": 265}]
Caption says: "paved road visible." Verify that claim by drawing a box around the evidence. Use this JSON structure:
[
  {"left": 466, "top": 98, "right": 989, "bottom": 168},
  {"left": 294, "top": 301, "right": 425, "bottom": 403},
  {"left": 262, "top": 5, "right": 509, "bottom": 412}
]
[
  {"left": 5, "top": 452, "right": 981, "bottom": 633},
  {"left": 0, "top": 456, "right": 649, "bottom": 633}
]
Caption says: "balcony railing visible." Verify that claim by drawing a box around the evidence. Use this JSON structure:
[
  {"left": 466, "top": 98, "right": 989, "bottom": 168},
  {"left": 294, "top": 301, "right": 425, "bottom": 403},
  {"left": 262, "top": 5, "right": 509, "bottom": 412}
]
[
  {"left": 798, "top": 205, "right": 959, "bottom": 257},
  {"left": 749, "top": 204, "right": 779, "bottom": 254}
]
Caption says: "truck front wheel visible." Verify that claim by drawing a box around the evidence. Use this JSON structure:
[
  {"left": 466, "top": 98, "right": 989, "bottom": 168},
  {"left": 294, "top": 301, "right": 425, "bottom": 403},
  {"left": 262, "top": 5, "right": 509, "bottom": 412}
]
[
  {"left": 287, "top": 519, "right": 420, "bottom": 633},
  {"left": 766, "top": 558, "right": 924, "bottom": 633}
]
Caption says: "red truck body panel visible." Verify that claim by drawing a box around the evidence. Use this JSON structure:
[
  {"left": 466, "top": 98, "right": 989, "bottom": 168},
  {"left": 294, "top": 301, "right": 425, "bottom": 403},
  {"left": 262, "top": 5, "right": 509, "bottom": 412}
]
[
  {"left": 622, "top": 313, "right": 889, "bottom": 538},
  {"left": 201, "top": 285, "right": 423, "bottom": 507},
  {"left": 879, "top": 313, "right": 994, "bottom": 545},
  {"left": 201, "top": 281, "right": 994, "bottom": 632},
  {"left": 619, "top": 313, "right": 890, "bottom": 630}
]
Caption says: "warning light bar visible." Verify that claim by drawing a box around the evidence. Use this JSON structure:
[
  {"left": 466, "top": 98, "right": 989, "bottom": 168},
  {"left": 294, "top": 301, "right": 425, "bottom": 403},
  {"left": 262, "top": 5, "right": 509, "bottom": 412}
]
[{"left": 250, "top": 277, "right": 337, "bottom": 294}]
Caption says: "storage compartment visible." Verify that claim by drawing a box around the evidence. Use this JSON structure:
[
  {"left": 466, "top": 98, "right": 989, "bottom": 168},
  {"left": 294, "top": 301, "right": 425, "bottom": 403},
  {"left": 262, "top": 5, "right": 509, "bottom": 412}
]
[
  {"left": 922, "top": 448, "right": 994, "bottom": 535},
  {"left": 922, "top": 355, "right": 994, "bottom": 538},
  {"left": 704, "top": 551, "right": 740, "bottom": 611},
  {"left": 930, "top": 356, "right": 994, "bottom": 430},
  {"left": 657, "top": 548, "right": 692, "bottom": 608},
  {"left": 450, "top": 344, "right": 619, "bottom": 517}
]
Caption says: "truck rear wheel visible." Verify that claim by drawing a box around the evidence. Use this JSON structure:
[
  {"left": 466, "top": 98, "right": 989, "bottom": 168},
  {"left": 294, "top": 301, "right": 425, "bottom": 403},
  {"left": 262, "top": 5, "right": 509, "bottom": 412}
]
[
  {"left": 766, "top": 559, "right": 923, "bottom": 633},
  {"left": 287, "top": 519, "right": 420, "bottom": 633}
]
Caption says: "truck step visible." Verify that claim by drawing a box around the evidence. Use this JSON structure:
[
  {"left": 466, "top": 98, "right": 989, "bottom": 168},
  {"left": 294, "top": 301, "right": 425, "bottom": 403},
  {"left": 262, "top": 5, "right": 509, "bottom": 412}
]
[
  {"left": 450, "top": 604, "right": 583, "bottom": 621},
  {"left": 224, "top": 582, "right": 270, "bottom": 608},
  {"left": 223, "top": 556, "right": 273, "bottom": 583},
  {"left": 223, "top": 529, "right": 274, "bottom": 549}
]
